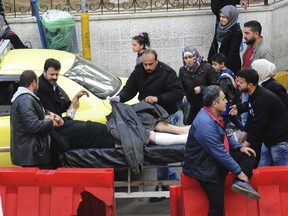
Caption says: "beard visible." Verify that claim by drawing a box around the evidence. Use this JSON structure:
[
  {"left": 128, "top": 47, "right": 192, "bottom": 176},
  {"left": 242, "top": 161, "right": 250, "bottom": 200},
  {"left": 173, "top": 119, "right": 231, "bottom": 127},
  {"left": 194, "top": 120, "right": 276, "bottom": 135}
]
[
  {"left": 245, "top": 37, "right": 256, "bottom": 46},
  {"left": 240, "top": 86, "right": 249, "bottom": 92}
]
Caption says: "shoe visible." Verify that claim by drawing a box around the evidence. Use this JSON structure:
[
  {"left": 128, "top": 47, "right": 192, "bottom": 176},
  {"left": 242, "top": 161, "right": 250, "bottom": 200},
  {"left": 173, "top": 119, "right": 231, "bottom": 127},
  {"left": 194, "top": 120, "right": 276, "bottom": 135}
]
[
  {"left": 24, "top": 41, "right": 32, "bottom": 49},
  {"left": 231, "top": 179, "right": 260, "bottom": 199},
  {"left": 148, "top": 185, "right": 169, "bottom": 203}
]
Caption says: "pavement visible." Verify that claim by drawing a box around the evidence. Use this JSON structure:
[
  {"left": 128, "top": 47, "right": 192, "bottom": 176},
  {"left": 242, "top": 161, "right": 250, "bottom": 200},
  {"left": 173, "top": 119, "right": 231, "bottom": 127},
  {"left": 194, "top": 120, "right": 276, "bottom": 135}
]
[
  {"left": 116, "top": 198, "right": 170, "bottom": 216},
  {"left": 114, "top": 166, "right": 181, "bottom": 216}
]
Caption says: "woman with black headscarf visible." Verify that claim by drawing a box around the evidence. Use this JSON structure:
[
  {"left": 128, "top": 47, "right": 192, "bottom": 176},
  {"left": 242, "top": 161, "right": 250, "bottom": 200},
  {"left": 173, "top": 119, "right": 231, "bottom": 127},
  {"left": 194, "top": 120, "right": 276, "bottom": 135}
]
[
  {"left": 208, "top": 5, "right": 242, "bottom": 75},
  {"left": 179, "top": 46, "right": 219, "bottom": 124}
]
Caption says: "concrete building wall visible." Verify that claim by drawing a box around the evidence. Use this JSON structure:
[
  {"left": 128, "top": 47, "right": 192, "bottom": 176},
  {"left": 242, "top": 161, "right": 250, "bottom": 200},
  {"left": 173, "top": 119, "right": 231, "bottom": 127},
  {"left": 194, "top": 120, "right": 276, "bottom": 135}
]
[{"left": 7, "top": 0, "right": 288, "bottom": 77}]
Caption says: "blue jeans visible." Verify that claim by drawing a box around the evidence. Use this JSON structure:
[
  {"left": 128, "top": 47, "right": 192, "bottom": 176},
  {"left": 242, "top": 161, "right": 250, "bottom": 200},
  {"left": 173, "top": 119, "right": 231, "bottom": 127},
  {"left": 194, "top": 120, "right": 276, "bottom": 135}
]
[
  {"left": 156, "top": 112, "right": 180, "bottom": 181},
  {"left": 157, "top": 167, "right": 178, "bottom": 180},
  {"left": 170, "top": 110, "right": 181, "bottom": 126},
  {"left": 258, "top": 144, "right": 273, "bottom": 166},
  {"left": 270, "top": 141, "right": 288, "bottom": 165}
]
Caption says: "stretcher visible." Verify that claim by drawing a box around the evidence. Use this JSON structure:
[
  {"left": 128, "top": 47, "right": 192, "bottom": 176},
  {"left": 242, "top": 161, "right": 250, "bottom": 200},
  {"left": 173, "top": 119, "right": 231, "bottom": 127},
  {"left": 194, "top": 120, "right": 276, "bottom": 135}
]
[{"left": 64, "top": 144, "right": 185, "bottom": 198}]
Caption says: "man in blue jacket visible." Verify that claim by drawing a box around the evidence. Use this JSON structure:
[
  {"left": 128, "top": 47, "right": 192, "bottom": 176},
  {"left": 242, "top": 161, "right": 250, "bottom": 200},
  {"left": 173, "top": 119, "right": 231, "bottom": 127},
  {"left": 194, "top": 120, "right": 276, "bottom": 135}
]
[{"left": 183, "top": 85, "right": 260, "bottom": 216}]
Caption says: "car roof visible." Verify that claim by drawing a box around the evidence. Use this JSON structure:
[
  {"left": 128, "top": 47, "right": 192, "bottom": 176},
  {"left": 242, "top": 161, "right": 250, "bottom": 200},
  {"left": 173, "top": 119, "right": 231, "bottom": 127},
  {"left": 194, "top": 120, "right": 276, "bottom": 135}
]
[{"left": 0, "top": 49, "right": 75, "bottom": 76}]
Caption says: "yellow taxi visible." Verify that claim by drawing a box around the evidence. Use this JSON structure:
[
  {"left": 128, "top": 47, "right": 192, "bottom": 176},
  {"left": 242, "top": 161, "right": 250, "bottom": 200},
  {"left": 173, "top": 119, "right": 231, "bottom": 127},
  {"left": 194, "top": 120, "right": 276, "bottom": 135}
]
[{"left": 0, "top": 40, "right": 136, "bottom": 167}]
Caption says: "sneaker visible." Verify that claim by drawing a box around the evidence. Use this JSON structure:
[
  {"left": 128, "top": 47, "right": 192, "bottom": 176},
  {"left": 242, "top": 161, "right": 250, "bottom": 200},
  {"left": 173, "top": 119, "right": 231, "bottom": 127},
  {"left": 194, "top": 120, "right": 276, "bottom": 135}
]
[
  {"left": 148, "top": 185, "right": 169, "bottom": 203},
  {"left": 231, "top": 179, "right": 260, "bottom": 199}
]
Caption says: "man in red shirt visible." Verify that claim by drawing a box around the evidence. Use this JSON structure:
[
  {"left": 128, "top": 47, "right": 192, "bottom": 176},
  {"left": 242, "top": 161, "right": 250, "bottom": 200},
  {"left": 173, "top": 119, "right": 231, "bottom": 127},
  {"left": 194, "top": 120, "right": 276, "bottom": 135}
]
[{"left": 242, "top": 20, "right": 274, "bottom": 69}]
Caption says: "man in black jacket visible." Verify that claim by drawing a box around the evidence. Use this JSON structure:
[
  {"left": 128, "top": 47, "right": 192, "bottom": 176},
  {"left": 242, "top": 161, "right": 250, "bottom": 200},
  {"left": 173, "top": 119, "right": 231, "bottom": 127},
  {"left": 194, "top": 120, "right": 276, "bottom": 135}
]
[
  {"left": 230, "top": 69, "right": 288, "bottom": 165},
  {"left": 119, "top": 49, "right": 184, "bottom": 116},
  {"left": 10, "top": 70, "right": 63, "bottom": 168},
  {"left": 37, "top": 58, "right": 116, "bottom": 162},
  {"left": 118, "top": 48, "right": 185, "bottom": 202}
]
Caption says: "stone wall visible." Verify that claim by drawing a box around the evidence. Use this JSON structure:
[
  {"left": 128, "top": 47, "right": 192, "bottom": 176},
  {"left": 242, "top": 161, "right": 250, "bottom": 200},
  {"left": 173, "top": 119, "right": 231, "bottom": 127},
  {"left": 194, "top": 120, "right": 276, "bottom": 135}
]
[{"left": 7, "top": 0, "right": 288, "bottom": 77}]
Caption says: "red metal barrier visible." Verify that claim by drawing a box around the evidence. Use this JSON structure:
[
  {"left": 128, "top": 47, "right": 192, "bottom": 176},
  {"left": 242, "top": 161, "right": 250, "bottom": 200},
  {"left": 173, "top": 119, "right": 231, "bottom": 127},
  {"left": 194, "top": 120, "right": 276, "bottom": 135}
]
[
  {"left": 0, "top": 167, "right": 115, "bottom": 216},
  {"left": 170, "top": 166, "right": 288, "bottom": 216}
]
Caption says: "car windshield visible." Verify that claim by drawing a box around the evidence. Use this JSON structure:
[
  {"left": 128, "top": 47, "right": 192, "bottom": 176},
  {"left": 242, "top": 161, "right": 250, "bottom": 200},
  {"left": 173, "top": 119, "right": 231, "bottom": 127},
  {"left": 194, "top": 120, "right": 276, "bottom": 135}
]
[{"left": 64, "top": 56, "right": 122, "bottom": 99}]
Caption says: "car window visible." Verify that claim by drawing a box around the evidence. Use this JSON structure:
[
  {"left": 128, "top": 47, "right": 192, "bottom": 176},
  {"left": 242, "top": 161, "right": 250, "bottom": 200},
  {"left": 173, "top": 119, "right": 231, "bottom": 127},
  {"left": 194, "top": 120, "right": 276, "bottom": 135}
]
[
  {"left": 64, "top": 56, "right": 122, "bottom": 99},
  {"left": 0, "top": 79, "right": 19, "bottom": 116}
]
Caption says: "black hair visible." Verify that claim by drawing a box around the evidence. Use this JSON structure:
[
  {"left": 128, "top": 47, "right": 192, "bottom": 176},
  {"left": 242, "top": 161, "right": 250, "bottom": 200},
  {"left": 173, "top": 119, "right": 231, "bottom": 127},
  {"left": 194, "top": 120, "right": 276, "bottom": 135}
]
[
  {"left": 44, "top": 58, "right": 61, "bottom": 72},
  {"left": 244, "top": 20, "right": 262, "bottom": 35},
  {"left": 211, "top": 53, "right": 227, "bottom": 65},
  {"left": 143, "top": 49, "right": 158, "bottom": 60},
  {"left": 203, "top": 85, "right": 223, "bottom": 107},
  {"left": 132, "top": 32, "right": 150, "bottom": 49},
  {"left": 19, "top": 70, "right": 37, "bottom": 87},
  {"left": 237, "top": 69, "right": 259, "bottom": 86}
]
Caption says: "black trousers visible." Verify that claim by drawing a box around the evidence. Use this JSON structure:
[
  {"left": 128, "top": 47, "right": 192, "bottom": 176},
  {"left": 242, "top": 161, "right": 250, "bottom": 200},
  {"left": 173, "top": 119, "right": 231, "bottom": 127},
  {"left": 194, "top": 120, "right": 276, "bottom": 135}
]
[{"left": 198, "top": 149, "right": 256, "bottom": 216}]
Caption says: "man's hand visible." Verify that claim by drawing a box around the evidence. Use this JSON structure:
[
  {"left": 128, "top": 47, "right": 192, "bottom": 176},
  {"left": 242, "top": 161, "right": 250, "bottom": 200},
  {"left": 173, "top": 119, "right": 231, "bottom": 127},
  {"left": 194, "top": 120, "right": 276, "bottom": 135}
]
[
  {"left": 70, "top": 89, "right": 89, "bottom": 110},
  {"left": 194, "top": 86, "right": 201, "bottom": 94},
  {"left": 52, "top": 114, "right": 64, "bottom": 127},
  {"left": 240, "top": 146, "right": 256, "bottom": 157},
  {"left": 74, "top": 89, "right": 89, "bottom": 99},
  {"left": 45, "top": 112, "right": 64, "bottom": 127},
  {"left": 145, "top": 96, "right": 158, "bottom": 104},
  {"left": 229, "top": 105, "right": 238, "bottom": 116},
  {"left": 240, "top": 0, "right": 248, "bottom": 9}
]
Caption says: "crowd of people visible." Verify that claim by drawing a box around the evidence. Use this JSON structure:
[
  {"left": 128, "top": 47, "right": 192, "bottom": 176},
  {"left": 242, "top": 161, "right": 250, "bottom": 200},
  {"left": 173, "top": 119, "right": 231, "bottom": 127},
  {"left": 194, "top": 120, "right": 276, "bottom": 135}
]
[{"left": 8, "top": 1, "right": 288, "bottom": 213}]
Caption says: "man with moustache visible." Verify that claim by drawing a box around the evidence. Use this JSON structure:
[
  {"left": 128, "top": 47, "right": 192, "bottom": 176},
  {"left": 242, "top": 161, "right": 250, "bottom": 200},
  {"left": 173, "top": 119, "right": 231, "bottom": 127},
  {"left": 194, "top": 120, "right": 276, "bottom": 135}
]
[
  {"left": 118, "top": 48, "right": 185, "bottom": 202},
  {"left": 242, "top": 20, "right": 274, "bottom": 69},
  {"left": 241, "top": 20, "right": 274, "bottom": 129},
  {"left": 37, "top": 58, "right": 116, "bottom": 157},
  {"left": 183, "top": 85, "right": 259, "bottom": 216},
  {"left": 119, "top": 48, "right": 184, "bottom": 116}
]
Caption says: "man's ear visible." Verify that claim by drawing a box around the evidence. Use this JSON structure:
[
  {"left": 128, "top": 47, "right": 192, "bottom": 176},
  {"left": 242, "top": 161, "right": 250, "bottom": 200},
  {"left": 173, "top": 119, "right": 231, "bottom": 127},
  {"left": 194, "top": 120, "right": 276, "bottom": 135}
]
[
  {"left": 254, "top": 32, "right": 260, "bottom": 38},
  {"left": 248, "top": 83, "right": 254, "bottom": 88}
]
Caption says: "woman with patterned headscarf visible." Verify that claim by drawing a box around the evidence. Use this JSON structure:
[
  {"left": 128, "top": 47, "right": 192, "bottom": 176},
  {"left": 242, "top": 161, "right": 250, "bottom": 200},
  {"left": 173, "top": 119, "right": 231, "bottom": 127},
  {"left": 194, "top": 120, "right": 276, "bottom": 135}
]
[
  {"left": 179, "top": 46, "right": 219, "bottom": 124},
  {"left": 208, "top": 5, "right": 242, "bottom": 75}
]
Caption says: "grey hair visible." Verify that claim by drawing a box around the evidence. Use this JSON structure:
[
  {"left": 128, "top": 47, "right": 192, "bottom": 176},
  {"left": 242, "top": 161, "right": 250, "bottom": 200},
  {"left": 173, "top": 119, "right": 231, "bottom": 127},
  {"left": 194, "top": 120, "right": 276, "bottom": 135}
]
[{"left": 203, "top": 85, "right": 223, "bottom": 107}]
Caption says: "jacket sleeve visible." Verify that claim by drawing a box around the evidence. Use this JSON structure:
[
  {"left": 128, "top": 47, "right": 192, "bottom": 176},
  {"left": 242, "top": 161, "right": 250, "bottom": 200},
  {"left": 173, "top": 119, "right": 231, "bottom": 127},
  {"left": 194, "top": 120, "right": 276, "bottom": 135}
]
[
  {"left": 200, "top": 64, "right": 219, "bottom": 92},
  {"left": 236, "top": 101, "right": 249, "bottom": 114},
  {"left": 245, "top": 99, "right": 268, "bottom": 146},
  {"left": 225, "top": 27, "right": 242, "bottom": 71},
  {"left": 58, "top": 87, "right": 72, "bottom": 112},
  {"left": 19, "top": 96, "right": 53, "bottom": 134},
  {"left": 228, "top": 135, "right": 242, "bottom": 150},
  {"left": 157, "top": 69, "right": 185, "bottom": 105},
  {"left": 208, "top": 36, "right": 217, "bottom": 63},
  {"left": 259, "top": 46, "right": 274, "bottom": 62},
  {"left": 194, "top": 120, "right": 241, "bottom": 175},
  {"left": 178, "top": 67, "right": 188, "bottom": 94},
  {"left": 118, "top": 70, "right": 139, "bottom": 103}
]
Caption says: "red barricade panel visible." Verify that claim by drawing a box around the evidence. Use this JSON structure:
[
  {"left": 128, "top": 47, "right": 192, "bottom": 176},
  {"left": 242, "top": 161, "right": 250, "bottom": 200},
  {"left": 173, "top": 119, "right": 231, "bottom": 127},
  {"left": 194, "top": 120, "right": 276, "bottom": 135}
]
[
  {"left": 170, "top": 166, "right": 288, "bottom": 216},
  {"left": 0, "top": 167, "right": 115, "bottom": 216}
]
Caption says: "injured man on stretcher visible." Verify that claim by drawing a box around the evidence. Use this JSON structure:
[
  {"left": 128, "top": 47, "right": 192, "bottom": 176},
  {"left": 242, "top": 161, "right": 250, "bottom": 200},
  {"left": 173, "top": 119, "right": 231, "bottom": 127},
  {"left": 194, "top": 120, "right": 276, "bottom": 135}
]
[{"left": 64, "top": 101, "right": 189, "bottom": 173}]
